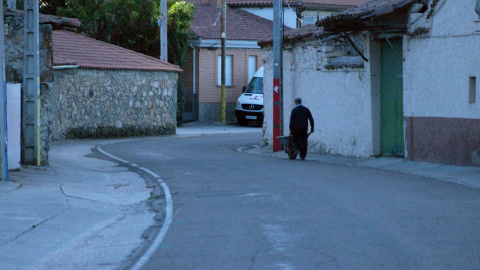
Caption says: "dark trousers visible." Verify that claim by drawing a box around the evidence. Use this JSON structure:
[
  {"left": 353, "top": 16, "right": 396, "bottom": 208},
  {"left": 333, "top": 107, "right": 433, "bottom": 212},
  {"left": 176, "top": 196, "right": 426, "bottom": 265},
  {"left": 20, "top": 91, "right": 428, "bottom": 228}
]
[{"left": 291, "top": 128, "right": 308, "bottom": 159}]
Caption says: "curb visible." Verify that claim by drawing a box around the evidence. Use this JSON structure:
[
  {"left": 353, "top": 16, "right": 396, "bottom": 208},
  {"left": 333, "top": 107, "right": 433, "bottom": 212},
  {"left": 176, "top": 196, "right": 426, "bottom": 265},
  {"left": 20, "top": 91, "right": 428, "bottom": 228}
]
[{"left": 94, "top": 145, "right": 173, "bottom": 270}]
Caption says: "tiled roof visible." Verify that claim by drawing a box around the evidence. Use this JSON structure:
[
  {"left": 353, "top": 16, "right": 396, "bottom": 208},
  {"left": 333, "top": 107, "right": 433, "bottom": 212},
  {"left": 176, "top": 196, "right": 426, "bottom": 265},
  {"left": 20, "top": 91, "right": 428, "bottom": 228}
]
[
  {"left": 5, "top": 9, "right": 81, "bottom": 29},
  {"left": 258, "top": 24, "right": 323, "bottom": 46},
  {"left": 259, "top": 0, "right": 426, "bottom": 46},
  {"left": 190, "top": 3, "right": 274, "bottom": 41},
  {"left": 334, "top": 0, "right": 420, "bottom": 18},
  {"left": 317, "top": 0, "right": 425, "bottom": 31},
  {"left": 301, "top": 0, "right": 369, "bottom": 8},
  {"left": 226, "top": 0, "right": 299, "bottom": 6},
  {"left": 335, "top": 0, "right": 420, "bottom": 17},
  {"left": 284, "top": 23, "right": 323, "bottom": 41},
  {"left": 188, "top": 0, "right": 297, "bottom": 5},
  {"left": 227, "top": 0, "right": 369, "bottom": 7},
  {"left": 53, "top": 30, "right": 181, "bottom": 72}
]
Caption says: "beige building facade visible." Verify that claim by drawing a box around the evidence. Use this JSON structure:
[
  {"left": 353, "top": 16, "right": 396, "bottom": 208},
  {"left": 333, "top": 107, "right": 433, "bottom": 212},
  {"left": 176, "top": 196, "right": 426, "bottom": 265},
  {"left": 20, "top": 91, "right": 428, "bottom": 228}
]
[{"left": 184, "top": 47, "right": 263, "bottom": 122}]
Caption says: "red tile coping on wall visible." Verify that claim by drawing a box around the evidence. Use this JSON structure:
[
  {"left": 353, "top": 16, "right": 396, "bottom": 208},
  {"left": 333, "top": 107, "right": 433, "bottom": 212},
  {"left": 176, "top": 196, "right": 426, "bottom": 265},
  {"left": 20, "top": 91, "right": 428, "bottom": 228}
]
[{"left": 52, "top": 30, "right": 182, "bottom": 72}]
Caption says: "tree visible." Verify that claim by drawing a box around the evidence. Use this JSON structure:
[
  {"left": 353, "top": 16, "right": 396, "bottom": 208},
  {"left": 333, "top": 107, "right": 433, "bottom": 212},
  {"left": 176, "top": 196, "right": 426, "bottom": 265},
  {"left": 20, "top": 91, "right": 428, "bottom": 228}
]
[
  {"left": 39, "top": 0, "right": 66, "bottom": 15},
  {"left": 40, "top": 0, "right": 195, "bottom": 125},
  {"left": 167, "top": 0, "right": 194, "bottom": 125},
  {"left": 42, "top": 0, "right": 160, "bottom": 57}
]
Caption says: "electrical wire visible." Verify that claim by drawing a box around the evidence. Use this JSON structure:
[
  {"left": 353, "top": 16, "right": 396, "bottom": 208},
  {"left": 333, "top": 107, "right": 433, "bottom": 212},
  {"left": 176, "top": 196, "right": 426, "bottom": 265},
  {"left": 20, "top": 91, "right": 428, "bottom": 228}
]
[
  {"left": 284, "top": 0, "right": 303, "bottom": 25},
  {"left": 195, "top": 8, "right": 222, "bottom": 29}
]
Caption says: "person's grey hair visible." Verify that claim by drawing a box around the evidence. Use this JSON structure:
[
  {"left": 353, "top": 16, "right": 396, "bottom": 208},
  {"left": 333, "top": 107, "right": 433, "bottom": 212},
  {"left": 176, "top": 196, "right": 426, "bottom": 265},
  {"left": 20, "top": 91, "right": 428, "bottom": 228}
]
[{"left": 295, "top": 98, "right": 302, "bottom": 105}]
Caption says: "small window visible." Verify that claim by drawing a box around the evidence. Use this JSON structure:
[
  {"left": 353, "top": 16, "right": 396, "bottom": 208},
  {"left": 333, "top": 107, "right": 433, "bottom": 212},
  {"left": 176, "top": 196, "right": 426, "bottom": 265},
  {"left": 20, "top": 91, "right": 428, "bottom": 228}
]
[
  {"left": 217, "top": 55, "right": 232, "bottom": 86},
  {"left": 321, "top": 37, "right": 365, "bottom": 71},
  {"left": 469, "top": 76, "right": 477, "bottom": 103}
]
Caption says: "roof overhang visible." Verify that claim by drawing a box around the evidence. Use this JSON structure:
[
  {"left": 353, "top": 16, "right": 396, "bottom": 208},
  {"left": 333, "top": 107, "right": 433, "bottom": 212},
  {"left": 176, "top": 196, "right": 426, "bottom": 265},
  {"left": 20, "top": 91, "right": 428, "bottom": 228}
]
[
  {"left": 300, "top": 3, "right": 355, "bottom": 10},
  {"left": 190, "top": 39, "right": 261, "bottom": 49},
  {"left": 316, "top": 0, "right": 427, "bottom": 32},
  {"left": 227, "top": 0, "right": 302, "bottom": 8}
]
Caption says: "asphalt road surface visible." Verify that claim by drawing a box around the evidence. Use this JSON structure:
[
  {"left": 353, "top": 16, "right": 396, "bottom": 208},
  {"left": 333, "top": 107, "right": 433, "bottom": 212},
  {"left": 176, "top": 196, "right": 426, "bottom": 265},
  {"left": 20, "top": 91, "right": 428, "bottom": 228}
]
[{"left": 102, "top": 131, "right": 480, "bottom": 270}]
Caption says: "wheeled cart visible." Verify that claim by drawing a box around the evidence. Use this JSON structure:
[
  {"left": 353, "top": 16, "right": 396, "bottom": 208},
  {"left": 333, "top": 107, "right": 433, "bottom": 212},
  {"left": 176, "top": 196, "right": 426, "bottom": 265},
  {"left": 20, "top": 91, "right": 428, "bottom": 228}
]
[{"left": 276, "top": 135, "right": 297, "bottom": 159}]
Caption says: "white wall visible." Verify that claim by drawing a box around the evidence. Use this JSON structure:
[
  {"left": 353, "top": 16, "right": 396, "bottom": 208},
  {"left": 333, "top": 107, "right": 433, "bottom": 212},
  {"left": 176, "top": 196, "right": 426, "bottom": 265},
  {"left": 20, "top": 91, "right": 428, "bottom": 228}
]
[
  {"left": 263, "top": 40, "right": 374, "bottom": 158},
  {"left": 404, "top": 0, "right": 480, "bottom": 119},
  {"left": 7, "top": 84, "right": 21, "bottom": 170},
  {"left": 240, "top": 7, "right": 298, "bottom": 29}
]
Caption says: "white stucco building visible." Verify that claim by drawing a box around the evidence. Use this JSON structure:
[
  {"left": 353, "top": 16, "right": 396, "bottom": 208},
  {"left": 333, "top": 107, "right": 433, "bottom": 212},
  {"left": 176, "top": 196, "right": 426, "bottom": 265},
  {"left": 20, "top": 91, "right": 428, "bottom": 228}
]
[
  {"left": 260, "top": 0, "right": 480, "bottom": 166},
  {"left": 403, "top": 0, "right": 480, "bottom": 165}
]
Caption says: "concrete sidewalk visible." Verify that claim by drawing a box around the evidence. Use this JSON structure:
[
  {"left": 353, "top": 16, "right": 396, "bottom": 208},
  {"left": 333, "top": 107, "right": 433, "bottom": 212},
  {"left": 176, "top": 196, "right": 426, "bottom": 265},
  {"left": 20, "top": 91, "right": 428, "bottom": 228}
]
[
  {"left": 179, "top": 123, "right": 480, "bottom": 189},
  {"left": 0, "top": 140, "right": 155, "bottom": 270},
  {"left": 243, "top": 145, "right": 480, "bottom": 190}
]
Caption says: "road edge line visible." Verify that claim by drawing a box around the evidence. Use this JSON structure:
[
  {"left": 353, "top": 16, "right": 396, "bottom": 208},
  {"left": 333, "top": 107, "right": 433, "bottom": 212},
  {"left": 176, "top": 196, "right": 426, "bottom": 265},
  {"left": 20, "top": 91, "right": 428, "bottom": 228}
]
[{"left": 96, "top": 146, "right": 173, "bottom": 270}]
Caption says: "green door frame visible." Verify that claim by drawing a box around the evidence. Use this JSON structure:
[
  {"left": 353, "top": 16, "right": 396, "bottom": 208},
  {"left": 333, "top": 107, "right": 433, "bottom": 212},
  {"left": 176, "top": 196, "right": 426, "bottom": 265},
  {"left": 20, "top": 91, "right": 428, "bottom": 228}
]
[{"left": 380, "top": 38, "right": 405, "bottom": 157}]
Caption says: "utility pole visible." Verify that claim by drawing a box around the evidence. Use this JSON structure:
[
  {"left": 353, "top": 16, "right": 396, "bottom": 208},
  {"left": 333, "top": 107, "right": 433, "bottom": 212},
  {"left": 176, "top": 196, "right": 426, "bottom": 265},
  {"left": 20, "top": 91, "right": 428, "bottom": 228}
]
[
  {"left": 22, "top": 0, "right": 41, "bottom": 166},
  {"left": 0, "top": 4, "right": 7, "bottom": 181},
  {"left": 272, "top": 0, "right": 283, "bottom": 152},
  {"left": 159, "top": 0, "right": 168, "bottom": 61},
  {"left": 220, "top": 0, "right": 226, "bottom": 124},
  {"left": 7, "top": 0, "right": 16, "bottom": 9}
]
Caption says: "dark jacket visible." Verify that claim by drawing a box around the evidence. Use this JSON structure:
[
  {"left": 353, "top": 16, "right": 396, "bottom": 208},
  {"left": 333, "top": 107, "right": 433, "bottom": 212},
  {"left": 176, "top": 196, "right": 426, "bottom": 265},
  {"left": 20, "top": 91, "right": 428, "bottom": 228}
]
[{"left": 289, "top": 105, "right": 314, "bottom": 131}]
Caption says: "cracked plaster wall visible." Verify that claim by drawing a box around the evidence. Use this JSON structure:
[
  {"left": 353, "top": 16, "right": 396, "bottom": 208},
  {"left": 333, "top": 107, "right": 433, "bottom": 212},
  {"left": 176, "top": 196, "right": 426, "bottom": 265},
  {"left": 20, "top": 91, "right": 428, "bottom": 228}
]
[
  {"left": 263, "top": 39, "right": 373, "bottom": 158},
  {"left": 405, "top": 0, "right": 480, "bottom": 118}
]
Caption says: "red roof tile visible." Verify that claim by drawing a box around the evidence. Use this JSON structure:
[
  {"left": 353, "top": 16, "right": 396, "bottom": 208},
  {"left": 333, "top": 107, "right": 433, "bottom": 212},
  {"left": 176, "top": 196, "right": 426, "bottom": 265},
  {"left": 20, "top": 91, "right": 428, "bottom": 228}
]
[
  {"left": 52, "top": 30, "right": 181, "bottom": 72},
  {"left": 6, "top": 9, "right": 82, "bottom": 29},
  {"left": 316, "top": 0, "right": 422, "bottom": 31},
  {"left": 226, "top": 0, "right": 369, "bottom": 7},
  {"left": 226, "top": 0, "right": 297, "bottom": 6},
  {"left": 329, "top": 0, "right": 419, "bottom": 18},
  {"left": 260, "top": 0, "right": 419, "bottom": 46},
  {"left": 259, "top": 23, "right": 324, "bottom": 46},
  {"left": 300, "top": 0, "right": 370, "bottom": 7},
  {"left": 190, "top": 3, "right": 274, "bottom": 41}
]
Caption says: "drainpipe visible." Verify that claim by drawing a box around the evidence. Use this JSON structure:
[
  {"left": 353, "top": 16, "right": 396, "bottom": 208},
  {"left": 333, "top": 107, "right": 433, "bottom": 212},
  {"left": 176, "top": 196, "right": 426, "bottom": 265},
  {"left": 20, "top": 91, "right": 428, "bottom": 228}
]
[{"left": 189, "top": 43, "right": 196, "bottom": 117}]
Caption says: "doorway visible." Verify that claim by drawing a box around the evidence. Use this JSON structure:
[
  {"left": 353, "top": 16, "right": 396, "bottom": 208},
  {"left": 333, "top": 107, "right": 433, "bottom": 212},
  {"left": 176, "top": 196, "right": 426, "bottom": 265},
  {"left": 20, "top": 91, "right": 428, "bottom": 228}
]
[{"left": 380, "top": 38, "right": 405, "bottom": 156}]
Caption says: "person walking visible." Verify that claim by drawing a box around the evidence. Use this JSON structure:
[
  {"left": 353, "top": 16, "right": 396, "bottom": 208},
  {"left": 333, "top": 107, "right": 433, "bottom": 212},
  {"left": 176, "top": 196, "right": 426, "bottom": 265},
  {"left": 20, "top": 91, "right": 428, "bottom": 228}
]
[{"left": 289, "top": 98, "right": 314, "bottom": 160}]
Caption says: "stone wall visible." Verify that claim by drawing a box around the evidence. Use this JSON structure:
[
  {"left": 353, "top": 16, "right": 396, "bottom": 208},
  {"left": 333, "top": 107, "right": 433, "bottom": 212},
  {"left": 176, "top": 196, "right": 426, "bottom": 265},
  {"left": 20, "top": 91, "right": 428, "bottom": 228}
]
[
  {"left": 51, "top": 68, "right": 178, "bottom": 140},
  {"left": 3, "top": 9, "right": 178, "bottom": 166},
  {"left": 4, "top": 10, "right": 53, "bottom": 165}
]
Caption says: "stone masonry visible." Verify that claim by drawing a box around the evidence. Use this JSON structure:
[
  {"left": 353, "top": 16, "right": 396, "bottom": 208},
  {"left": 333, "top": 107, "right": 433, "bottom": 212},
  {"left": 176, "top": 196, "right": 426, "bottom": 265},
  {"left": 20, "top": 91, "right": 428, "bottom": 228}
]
[
  {"left": 3, "top": 9, "right": 179, "bottom": 165},
  {"left": 51, "top": 69, "right": 178, "bottom": 141}
]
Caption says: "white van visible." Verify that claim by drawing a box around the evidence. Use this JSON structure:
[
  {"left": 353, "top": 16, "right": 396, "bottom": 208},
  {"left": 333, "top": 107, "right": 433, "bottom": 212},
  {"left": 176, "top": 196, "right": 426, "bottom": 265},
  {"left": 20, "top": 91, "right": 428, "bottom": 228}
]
[{"left": 235, "top": 66, "right": 264, "bottom": 126}]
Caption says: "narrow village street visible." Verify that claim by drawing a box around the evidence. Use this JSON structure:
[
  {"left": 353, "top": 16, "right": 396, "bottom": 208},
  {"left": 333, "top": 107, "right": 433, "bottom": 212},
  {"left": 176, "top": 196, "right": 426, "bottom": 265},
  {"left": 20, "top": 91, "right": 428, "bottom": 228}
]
[
  {"left": 1, "top": 0, "right": 479, "bottom": 269},
  {"left": 100, "top": 127, "right": 480, "bottom": 270}
]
